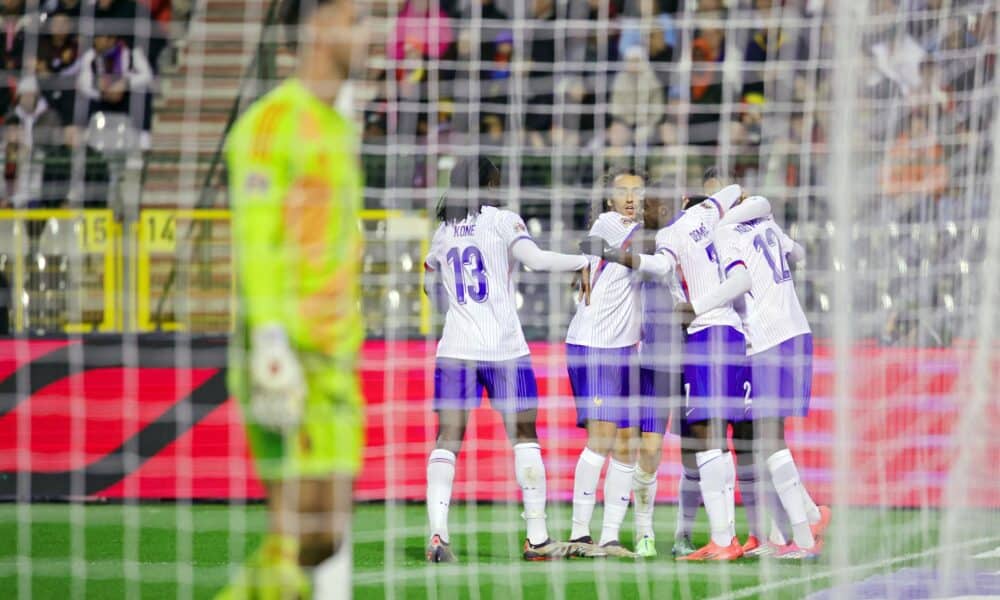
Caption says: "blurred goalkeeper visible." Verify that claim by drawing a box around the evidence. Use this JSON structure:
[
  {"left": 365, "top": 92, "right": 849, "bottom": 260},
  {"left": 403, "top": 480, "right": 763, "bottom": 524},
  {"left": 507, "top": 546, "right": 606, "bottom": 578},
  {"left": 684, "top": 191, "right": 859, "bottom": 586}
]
[{"left": 217, "top": 1, "right": 367, "bottom": 598}]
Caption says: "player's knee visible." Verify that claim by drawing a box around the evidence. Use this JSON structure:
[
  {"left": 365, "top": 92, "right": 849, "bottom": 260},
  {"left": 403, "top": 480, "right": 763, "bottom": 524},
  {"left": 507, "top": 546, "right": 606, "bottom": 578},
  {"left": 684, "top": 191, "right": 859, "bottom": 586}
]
[
  {"left": 611, "top": 431, "right": 635, "bottom": 463},
  {"left": 585, "top": 421, "right": 617, "bottom": 456},
  {"left": 638, "top": 434, "right": 663, "bottom": 471},
  {"left": 436, "top": 426, "right": 465, "bottom": 454},
  {"left": 510, "top": 415, "right": 538, "bottom": 445},
  {"left": 299, "top": 532, "right": 344, "bottom": 567},
  {"left": 680, "top": 447, "right": 699, "bottom": 470}
]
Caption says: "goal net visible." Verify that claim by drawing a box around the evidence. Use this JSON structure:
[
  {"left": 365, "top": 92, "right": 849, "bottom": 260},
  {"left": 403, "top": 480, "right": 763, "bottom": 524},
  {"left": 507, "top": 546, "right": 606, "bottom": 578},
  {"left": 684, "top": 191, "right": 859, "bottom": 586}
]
[{"left": 1, "top": 0, "right": 998, "bottom": 598}]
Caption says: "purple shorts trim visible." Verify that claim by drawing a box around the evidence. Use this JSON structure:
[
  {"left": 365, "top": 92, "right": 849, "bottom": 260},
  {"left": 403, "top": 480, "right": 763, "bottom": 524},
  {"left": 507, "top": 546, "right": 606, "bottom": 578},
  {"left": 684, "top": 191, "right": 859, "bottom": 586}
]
[
  {"left": 682, "top": 326, "right": 750, "bottom": 423},
  {"left": 433, "top": 355, "right": 539, "bottom": 413},
  {"left": 749, "top": 334, "right": 813, "bottom": 418},
  {"left": 639, "top": 367, "right": 682, "bottom": 434},
  {"left": 567, "top": 344, "right": 638, "bottom": 429}
]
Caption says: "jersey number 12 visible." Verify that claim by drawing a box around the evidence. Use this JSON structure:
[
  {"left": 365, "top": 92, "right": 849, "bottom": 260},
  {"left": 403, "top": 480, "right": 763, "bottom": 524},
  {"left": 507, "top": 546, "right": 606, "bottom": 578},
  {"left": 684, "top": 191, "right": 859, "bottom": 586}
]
[
  {"left": 753, "top": 229, "right": 791, "bottom": 283},
  {"left": 446, "top": 246, "right": 489, "bottom": 304}
]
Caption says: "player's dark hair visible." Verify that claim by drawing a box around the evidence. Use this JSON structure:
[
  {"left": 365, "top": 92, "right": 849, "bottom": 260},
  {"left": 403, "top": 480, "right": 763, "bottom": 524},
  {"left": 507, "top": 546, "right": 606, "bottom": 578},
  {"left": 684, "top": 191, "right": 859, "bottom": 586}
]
[
  {"left": 435, "top": 156, "right": 502, "bottom": 222},
  {"left": 703, "top": 165, "right": 727, "bottom": 186},
  {"left": 280, "top": 0, "right": 336, "bottom": 51},
  {"left": 683, "top": 194, "right": 711, "bottom": 210}
]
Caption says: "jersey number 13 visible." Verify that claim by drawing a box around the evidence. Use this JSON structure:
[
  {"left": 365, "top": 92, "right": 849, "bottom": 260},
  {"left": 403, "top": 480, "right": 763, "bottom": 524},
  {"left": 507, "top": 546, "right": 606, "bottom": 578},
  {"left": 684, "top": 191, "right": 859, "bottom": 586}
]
[{"left": 446, "top": 246, "right": 489, "bottom": 304}]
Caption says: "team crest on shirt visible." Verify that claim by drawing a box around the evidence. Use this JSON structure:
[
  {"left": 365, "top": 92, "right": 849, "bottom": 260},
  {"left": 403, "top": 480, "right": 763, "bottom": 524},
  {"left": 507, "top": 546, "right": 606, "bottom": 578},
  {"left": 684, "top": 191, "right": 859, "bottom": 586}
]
[
  {"left": 244, "top": 172, "right": 270, "bottom": 194},
  {"left": 592, "top": 396, "right": 603, "bottom": 406},
  {"left": 515, "top": 221, "right": 526, "bottom": 232}
]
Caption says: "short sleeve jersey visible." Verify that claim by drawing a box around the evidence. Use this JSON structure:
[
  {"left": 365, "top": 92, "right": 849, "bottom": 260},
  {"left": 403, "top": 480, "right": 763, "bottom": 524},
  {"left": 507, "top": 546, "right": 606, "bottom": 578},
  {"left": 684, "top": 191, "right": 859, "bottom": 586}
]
[
  {"left": 424, "top": 206, "right": 533, "bottom": 361},
  {"left": 565, "top": 211, "right": 643, "bottom": 348},
  {"left": 714, "top": 214, "right": 811, "bottom": 354},
  {"left": 655, "top": 203, "right": 744, "bottom": 335}
]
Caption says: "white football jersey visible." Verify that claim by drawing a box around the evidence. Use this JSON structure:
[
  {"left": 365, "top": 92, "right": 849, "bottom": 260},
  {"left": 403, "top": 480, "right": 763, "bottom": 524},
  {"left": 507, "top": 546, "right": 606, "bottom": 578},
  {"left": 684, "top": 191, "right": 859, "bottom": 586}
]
[
  {"left": 655, "top": 203, "right": 744, "bottom": 335},
  {"left": 566, "top": 211, "right": 643, "bottom": 348},
  {"left": 714, "top": 215, "right": 811, "bottom": 354},
  {"left": 424, "top": 206, "right": 532, "bottom": 361}
]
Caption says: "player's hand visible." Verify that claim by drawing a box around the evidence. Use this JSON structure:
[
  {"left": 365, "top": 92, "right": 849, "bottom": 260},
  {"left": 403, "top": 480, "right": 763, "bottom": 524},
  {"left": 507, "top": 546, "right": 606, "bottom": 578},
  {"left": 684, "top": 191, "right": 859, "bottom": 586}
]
[
  {"left": 249, "top": 325, "right": 306, "bottom": 432},
  {"left": 579, "top": 264, "right": 591, "bottom": 306},
  {"left": 579, "top": 235, "right": 629, "bottom": 266},
  {"left": 578, "top": 235, "right": 610, "bottom": 257},
  {"left": 674, "top": 301, "right": 696, "bottom": 329}
]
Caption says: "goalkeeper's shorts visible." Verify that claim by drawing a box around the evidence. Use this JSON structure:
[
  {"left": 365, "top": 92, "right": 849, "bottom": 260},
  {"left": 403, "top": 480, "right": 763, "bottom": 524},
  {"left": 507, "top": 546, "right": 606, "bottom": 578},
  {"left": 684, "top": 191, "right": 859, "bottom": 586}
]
[{"left": 228, "top": 357, "right": 365, "bottom": 480}]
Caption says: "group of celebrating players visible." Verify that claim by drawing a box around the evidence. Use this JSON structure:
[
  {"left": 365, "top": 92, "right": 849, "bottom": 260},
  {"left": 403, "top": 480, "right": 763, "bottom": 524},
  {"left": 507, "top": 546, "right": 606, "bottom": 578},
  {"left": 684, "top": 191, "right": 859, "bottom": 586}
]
[
  {"left": 220, "top": 1, "right": 832, "bottom": 594},
  {"left": 422, "top": 157, "right": 831, "bottom": 563}
]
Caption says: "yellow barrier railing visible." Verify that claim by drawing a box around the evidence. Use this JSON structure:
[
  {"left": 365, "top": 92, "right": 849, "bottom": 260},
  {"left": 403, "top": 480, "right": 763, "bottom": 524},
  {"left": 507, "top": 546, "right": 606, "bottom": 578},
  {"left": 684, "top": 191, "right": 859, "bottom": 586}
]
[
  {"left": 0, "top": 209, "right": 120, "bottom": 333},
  {"left": 134, "top": 208, "right": 233, "bottom": 332},
  {"left": 0, "top": 208, "right": 430, "bottom": 335}
]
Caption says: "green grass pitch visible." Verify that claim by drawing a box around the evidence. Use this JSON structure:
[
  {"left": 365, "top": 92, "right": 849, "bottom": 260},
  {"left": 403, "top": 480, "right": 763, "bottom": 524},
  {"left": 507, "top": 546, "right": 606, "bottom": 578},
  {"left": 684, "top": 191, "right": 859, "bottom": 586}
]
[{"left": 1, "top": 502, "right": 995, "bottom": 599}]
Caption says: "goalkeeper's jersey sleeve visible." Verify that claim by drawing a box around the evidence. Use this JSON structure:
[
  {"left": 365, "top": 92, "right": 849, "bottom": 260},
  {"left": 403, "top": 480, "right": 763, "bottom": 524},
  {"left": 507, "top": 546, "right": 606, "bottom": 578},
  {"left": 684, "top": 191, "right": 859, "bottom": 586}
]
[{"left": 225, "top": 79, "right": 364, "bottom": 362}]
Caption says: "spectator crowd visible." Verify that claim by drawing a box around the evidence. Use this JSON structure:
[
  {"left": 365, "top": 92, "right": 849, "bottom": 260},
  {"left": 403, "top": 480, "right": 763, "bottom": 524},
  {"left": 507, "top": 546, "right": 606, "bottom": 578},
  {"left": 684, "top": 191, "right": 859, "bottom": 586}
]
[
  {"left": 0, "top": 0, "right": 174, "bottom": 208},
  {"left": 363, "top": 0, "right": 996, "bottom": 345}
]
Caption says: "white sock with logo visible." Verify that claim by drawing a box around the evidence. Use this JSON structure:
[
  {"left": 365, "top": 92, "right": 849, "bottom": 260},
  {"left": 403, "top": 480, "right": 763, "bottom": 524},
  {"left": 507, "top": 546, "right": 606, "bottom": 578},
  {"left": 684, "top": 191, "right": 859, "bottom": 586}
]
[
  {"left": 570, "top": 446, "right": 605, "bottom": 540},
  {"left": 426, "top": 448, "right": 456, "bottom": 542},
  {"left": 599, "top": 459, "right": 636, "bottom": 545}
]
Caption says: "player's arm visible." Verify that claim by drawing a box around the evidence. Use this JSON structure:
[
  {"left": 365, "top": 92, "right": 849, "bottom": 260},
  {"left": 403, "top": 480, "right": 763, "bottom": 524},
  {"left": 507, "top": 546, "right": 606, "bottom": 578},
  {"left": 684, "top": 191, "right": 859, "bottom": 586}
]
[
  {"left": 228, "top": 140, "right": 290, "bottom": 329},
  {"left": 579, "top": 232, "right": 677, "bottom": 277},
  {"left": 227, "top": 125, "right": 308, "bottom": 431},
  {"left": 511, "top": 238, "right": 588, "bottom": 271},
  {"left": 422, "top": 230, "right": 449, "bottom": 312},
  {"left": 503, "top": 213, "right": 591, "bottom": 303},
  {"left": 719, "top": 194, "right": 772, "bottom": 226},
  {"left": 691, "top": 265, "right": 751, "bottom": 315},
  {"left": 691, "top": 228, "right": 752, "bottom": 315},
  {"left": 782, "top": 230, "right": 806, "bottom": 265}
]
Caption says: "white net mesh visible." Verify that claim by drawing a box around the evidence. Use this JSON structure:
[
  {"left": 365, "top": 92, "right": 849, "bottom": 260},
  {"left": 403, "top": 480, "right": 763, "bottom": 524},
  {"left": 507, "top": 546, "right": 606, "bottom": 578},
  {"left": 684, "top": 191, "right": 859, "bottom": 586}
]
[{"left": 1, "top": 0, "right": 999, "bottom": 598}]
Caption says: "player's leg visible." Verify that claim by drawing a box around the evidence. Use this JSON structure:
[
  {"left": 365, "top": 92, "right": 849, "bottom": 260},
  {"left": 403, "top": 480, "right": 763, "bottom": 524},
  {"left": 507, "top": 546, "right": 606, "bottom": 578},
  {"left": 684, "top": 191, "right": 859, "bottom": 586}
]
[
  {"left": 753, "top": 334, "right": 825, "bottom": 557},
  {"left": 673, "top": 437, "right": 702, "bottom": 557},
  {"left": 633, "top": 431, "right": 662, "bottom": 555},
  {"left": 489, "top": 356, "right": 573, "bottom": 559},
  {"left": 218, "top": 362, "right": 364, "bottom": 598},
  {"left": 633, "top": 366, "right": 672, "bottom": 557},
  {"left": 281, "top": 475, "right": 355, "bottom": 599},
  {"left": 732, "top": 419, "right": 789, "bottom": 555},
  {"left": 425, "top": 359, "right": 477, "bottom": 561},
  {"left": 677, "top": 327, "right": 741, "bottom": 560},
  {"left": 787, "top": 334, "right": 829, "bottom": 535},
  {"left": 677, "top": 418, "right": 740, "bottom": 558},
  {"left": 756, "top": 416, "right": 817, "bottom": 553},
  {"left": 598, "top": 424, "right": 638, "bottom": 554},
  {"left": 214, "top": 478, "right": 312, "bottom": 600},
  {"left": 568, "top": 418, "right": 615, "bottom": 545},
  {"left": 567, "top": 343, "right": 616, "bottom": 546},
  {"left": 585, "top": 345, "right": 637, "bottom": 556},
  {"left": 668, "top": 380, "right": 702, "bottom": 556}
]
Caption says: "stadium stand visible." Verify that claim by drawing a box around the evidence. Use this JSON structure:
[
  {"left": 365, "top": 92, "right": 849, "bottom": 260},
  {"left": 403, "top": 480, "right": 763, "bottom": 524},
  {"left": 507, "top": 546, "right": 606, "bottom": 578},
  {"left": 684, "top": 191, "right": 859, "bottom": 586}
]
[{"left": 0, "top": 0, "right": 993, "bottom": 347}]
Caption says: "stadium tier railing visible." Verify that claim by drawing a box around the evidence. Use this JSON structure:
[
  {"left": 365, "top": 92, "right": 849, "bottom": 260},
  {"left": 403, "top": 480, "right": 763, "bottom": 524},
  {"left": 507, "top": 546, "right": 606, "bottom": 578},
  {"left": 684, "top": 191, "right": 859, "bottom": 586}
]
[{"left": 0, "top": 207, "right": 430, "bottom": 336}]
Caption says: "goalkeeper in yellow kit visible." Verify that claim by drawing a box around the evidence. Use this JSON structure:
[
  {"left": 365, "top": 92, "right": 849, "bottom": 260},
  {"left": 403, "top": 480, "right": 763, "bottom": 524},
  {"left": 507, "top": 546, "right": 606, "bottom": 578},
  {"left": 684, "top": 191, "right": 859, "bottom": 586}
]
[{"left": 217, "top": 1, "right": 367, "bottom": 598}]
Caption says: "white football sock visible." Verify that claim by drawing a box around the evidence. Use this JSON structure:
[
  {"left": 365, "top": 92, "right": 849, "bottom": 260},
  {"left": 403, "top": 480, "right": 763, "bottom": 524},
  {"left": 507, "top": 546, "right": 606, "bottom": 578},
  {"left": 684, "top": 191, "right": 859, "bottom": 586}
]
[
  {"left": 723, "top": 452, "right": 737, "bottom": 540},
  {"left": 514, "top": 442, "right": 549, "bottom": 546},
  {"left": 762, "top": 472, "right": 791, "bottom": 545},
  {"left": 769, "top": 518, "right": 789, "bottom": 546},
  {"left": 696, "top": 449, "right": 733, "bottom": 547},
  {"left": 313, "top": 526, "right": 351, "bottom": 600},
  {"left": 426, "top": 448, "right": 456, "bottom": 543},
  {"left": 801, "top": 484, "right": 822, "bottom": 524},
  {"left": 766, "top": 449, "right": 815, "bottom": 549},
  {"left": 599, "top": 459, "right": 635, "bottom": 545},
  {"left": 675, "top": 466, "right": 701, "bottom": 539},
  {"left": 570, "top": 446, "right": 606, "bottom": 540},
  {"left": 632, "top": 466, "right": 658, "bottom": 539},
  {"left": 736, "top": 462, "right": 763, "bottom": 539}
]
